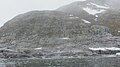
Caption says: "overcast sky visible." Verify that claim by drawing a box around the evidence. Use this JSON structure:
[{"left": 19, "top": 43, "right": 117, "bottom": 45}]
[{"left": 0, "top": 0, "right": 85, "bottom": 27}]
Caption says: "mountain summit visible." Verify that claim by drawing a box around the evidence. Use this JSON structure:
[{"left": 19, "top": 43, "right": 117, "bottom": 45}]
[{"left": 56, "top": 0, "right": 120, "bottom": 36}]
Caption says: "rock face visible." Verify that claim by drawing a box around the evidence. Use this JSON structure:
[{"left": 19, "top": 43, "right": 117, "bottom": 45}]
[
  {"left": 56, "top": 0, "right": 120, "bottom": 36},
  {"left": 0, "top": 0, "right": 120, "bottom": 58},
  {"left": 0, "top": 10, "right": 111, "bottom": 49}
]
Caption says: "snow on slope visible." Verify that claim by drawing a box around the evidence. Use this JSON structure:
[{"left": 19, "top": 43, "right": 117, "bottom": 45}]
[
  {"left": 90, "top": 2, "right": 109, "bottom": 9},
  {"left": 35, "top": 47, "right": 42, "bottom": 50},
  {"left": 69, "top": 14, "right": 79, "bottom": 19},
  {"left": 60, "top": 37, "right": 70, "bottom": 40},
  {"left": 83, "top": 7, "right": 106, "bottom": 15},
  {"left": 89, "top": 47, "right": 120, "bottom": 51},
  {"left": 118, "top": 31, "right": 120, "bottom": 33},
  {"left": 82, "top": 19, "right": 91, "bottom": 23}
]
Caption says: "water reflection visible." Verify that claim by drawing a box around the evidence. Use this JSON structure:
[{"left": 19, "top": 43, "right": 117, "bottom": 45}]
[
  {"left": 0, "top": 62, "right": 15, "bottom": 67},
  {"left": 0, "top": 57, "right": 120, "bottom": 67}
]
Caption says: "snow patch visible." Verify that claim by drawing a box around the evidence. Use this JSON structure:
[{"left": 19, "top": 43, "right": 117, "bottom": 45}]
[
  {"left": 89, "top": 47, "right": 120, "bottom": 51},
  {"left": 69, "top": 14, "right": 74, "bottom": 17},
  {"left": 35, "top": 47, "right": 42, "bottom": 50},
  {"left": 118, "top": 31, "right": 120, "bottom": 33},
  {"left": 95, "top": 15, "right": 98, "bottom": 21},
  {"left": 89, "top": 47, "right": 103, "bottom": 51},
  {"left": 116, "top": 53, "right": 120, "bottom": 55},
  {"left": 83, "top": 7, "right": 106, "bottom": 15},
  {"left": 69, "top": 17, "right": 79, "bottom": 19},
  {"left": 90, "top": 2, "right": 109, "bottom": 9},
  {"left": 60, "top": 37, "right": 70, "bottom": 40},
  {"left": 69, "top": 14, "right": 79, "bottom": 19},
  {"left": 75, "top": 17, "right": 79, "bottom": 18},
  {"left": 82, "top": 19, "right": 91, "bottom": 23},
  {"left": 94, "top": 18, "right": 98, "bottom": 21},
  {"left": 95, "top": 15, "right": 98, "bottom": 17}
]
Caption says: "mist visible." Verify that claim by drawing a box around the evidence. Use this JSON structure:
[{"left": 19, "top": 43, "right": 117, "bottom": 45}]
[
  {"left": 0, "top": 0, "right": 120, "bottom": 27},
  {"left": 0, "top": 0, "right": 84, "bottom": 27}
]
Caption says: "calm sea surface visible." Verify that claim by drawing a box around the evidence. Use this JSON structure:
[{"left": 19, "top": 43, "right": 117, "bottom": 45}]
[{"left": 0, "top": 56, "right": 120, "bottom": 67}]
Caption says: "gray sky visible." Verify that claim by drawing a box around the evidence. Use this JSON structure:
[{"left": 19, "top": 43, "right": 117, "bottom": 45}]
[{"left": 0, "top": 0, "right": 85, "bottom": 27}]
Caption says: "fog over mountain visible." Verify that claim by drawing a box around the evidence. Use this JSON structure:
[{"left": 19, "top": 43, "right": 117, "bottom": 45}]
[
  {"left": 0, "top": 0, "right": 120, "bottom": 27},
  {"left": 0, "top": 0, "right": 83, "bottom": 27}
]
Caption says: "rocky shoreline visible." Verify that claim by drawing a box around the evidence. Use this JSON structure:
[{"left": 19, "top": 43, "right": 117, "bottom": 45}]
[{"left": 0, "top": 46, "right": 120, "bottom": 59}]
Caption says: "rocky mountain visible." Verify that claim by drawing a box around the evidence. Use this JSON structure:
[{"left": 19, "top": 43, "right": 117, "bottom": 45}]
[
  {"left": 57, "top": 0, "right": 109, "bottom": 23},
  {"left": 56, "top": 0, "right": 120, "bottom": 36},
  {"left": 0, "top": 0, "right": 120, "bottom": 58}
]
